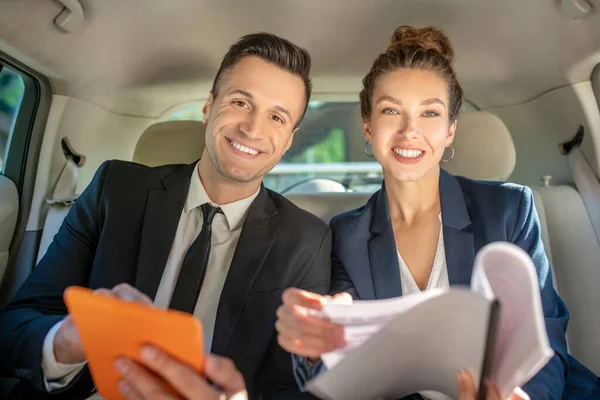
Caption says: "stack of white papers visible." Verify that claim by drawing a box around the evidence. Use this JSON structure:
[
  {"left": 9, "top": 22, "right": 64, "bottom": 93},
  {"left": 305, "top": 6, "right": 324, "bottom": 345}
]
[{"left": 307, "top": 242, "right": 553, "bottom": 400}]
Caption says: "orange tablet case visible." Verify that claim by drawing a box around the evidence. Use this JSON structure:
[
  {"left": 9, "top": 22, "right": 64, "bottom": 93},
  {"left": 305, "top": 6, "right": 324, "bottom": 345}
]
[{"left": 64, "top": 286, "right": 204, "bottom": 400}]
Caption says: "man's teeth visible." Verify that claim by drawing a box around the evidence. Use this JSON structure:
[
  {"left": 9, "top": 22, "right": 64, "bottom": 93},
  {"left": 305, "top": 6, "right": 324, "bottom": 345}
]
[
  {"left": 231, "top": 140, "right": 259, "bottom": 155},
  {"left": 393, "top": 148, "right": 423, "bottom": 158}
]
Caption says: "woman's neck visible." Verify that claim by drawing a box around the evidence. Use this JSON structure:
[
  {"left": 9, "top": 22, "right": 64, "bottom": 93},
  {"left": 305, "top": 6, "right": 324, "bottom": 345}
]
[{"left": 385, "top": 168, "right": 441, "bottom": 226}]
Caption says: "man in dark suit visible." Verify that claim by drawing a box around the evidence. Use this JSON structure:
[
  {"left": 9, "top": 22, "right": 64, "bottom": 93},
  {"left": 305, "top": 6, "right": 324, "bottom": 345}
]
[{"left": 0, "top": 32, "right": 330, "bottom": 400}]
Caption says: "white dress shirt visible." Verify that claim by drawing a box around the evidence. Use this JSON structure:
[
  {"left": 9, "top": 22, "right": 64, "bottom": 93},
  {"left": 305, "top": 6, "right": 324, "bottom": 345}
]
[
  {"left": 41, "top": 162, "right": 259, "bottom": 391},
  {"left": 397, "top": 214, "right": 452, "bottom": 400}
]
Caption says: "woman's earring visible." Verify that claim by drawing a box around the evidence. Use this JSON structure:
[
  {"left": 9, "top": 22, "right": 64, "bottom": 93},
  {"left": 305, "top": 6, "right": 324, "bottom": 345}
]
[
  {"left": 441, "top": 145, "right": 455, "bottom": 163},
  {"left": 364, "top": 141, "right": 374, "bottom": 158}
]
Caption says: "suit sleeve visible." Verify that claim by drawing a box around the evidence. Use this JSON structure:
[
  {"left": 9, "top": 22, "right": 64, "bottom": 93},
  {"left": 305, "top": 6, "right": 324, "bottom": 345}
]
[
  {"left": 329, "top": 216, "right": 358, "bottom": 298},
  {"left": 515, "top": 187, "right": 569, "bottom": 400},
  {"left": 260, "top": 226, "right": 331, "bottom": 400},
  {"left": 291, "top": 216, "right": 362, "bottom": 392},
  {"left": 0, "top": 161, "right": 111, "bottom": 393},
  {"left": 329, "top": 252, "right": 358, "bottom": 298}
]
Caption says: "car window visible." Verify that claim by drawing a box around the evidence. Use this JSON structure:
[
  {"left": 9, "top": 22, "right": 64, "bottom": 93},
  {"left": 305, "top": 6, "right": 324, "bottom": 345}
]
[
  {"left": 0, "top": 67, "right": 24, "bottom": 173},
  {"left": 168, "top": 101, "right": 383, "bottom": 193}
]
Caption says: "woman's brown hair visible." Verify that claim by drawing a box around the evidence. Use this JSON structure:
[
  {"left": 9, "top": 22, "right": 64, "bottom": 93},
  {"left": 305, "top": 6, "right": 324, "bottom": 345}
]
[{"left": 359, "top": 26, "right": 464, "bottom": 122}]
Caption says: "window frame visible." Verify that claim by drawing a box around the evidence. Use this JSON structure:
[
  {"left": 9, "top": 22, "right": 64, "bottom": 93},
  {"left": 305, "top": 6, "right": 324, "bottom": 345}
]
[
  {"left": 593, "top": 63, "right": 600, "bottom": 113},
  {"left": 0, "top": 52, "right": 51, "bottom": 269},
  {"left": 1, "top": 56, "right": 44, "bottom": 190}
]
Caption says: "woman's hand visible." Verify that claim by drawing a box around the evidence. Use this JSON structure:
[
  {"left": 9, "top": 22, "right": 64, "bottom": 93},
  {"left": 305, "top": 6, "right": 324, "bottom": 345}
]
[
  {"left": 275, "top": 288, "right": 351, "bottom": 360},
  {"left": 457, "top": 370, "right": 530, "bottom": 400}
]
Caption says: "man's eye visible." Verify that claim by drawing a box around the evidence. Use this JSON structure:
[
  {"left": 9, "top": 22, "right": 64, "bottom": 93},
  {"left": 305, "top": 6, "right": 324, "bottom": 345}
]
[{"left": 233, "top": 100, "right": 248, "bottom": 108}]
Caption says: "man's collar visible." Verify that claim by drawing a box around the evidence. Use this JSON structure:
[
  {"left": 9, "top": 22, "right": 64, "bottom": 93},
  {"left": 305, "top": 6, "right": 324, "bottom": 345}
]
[{"left": 184, "top": 162, "right": 260, "bottom": 230}]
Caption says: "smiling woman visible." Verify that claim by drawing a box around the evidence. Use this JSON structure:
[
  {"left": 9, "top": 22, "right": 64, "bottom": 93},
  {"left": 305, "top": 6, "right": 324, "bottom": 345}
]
[{"left": 275, "top": 24, "right": 591, "bottom": 400}]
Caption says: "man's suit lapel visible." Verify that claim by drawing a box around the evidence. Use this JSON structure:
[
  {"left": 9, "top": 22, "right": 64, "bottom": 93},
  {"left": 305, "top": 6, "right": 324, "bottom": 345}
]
[
  {"left": 439, "top": 169, "right": 475, "bottom": 286},
  {"left": 135, "top": 163, "right": 196, "bottom": 298},
  {"left": 211, "top": 186, "right": 281, "bottom": 356}
]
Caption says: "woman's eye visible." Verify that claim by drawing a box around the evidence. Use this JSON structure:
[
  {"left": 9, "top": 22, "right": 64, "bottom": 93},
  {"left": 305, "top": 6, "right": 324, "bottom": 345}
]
[
  {"left": 382, "top": 108, "right": 399, "bottom": 115},
  {"left": 423, "top": 110, "right": 440, "bottom": 117}
]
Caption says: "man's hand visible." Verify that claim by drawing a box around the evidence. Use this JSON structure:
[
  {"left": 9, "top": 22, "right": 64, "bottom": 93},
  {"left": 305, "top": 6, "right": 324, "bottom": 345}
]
[
  {"left": 275, "top": 288, "right": 351, "bottom": 360},
  {"left": 53, "top": 283, "right": 152, "bottom": 364},
  {"left": 52, "top": 314, "right": 86, "bottom": 365},
  {"left": 457, "top": 370, "right": 530, "bottom": 400},
  {"left": 116, "top": 346, "right": 247, "bottom": 400}
]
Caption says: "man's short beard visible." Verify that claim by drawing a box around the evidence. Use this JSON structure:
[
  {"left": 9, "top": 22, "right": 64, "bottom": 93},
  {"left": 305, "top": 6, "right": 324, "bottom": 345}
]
[{"left": 206, "top": 145, "right": 262, "bottom": 184}]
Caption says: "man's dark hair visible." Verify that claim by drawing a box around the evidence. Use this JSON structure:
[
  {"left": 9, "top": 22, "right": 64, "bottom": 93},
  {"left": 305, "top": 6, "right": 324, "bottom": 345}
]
[{"left": 211, "top": 32, "right": 312, "bottom": 128}]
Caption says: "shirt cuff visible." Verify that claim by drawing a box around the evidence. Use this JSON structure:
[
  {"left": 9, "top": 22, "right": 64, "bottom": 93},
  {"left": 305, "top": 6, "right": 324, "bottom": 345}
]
[
  {"left": 41, "top": 320, "right": 87, "bottom": 391},
  {"left": 291, "top": 354, "right": 327, "bottom": 392}
]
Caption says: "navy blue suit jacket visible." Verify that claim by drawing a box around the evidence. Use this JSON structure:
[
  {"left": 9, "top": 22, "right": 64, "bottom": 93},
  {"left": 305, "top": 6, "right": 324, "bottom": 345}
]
[{"left": 328, "top": 169, "right": 574, "bottom": 399}]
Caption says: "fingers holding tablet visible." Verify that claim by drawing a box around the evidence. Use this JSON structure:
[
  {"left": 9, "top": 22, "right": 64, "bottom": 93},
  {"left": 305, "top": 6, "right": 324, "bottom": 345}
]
[
  {"left": 54, "top": 283, "right": 154, "bottom": 365},
  {"left": 53, "top": 314, "right": 86, "bottom": 364},
  {"left": 117, "top": 348, "right": 247, "bottom": 400},
  {"left": 64, "top": 285, "right": 205, "bottom": 400},
  {"left": 93, "top": 284, "right": 153, "bottom": 306},
  {"left": 110, "top": 284, "right": 153, "bottom": 306},
  {"left": 203, "top": 354, "right": 246, "bottom": 398}
]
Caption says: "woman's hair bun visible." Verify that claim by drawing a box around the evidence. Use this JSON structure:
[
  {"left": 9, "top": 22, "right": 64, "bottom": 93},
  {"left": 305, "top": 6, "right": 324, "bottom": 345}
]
[{"left": 387, "top": 25, "right": 454, "bottom": 65}]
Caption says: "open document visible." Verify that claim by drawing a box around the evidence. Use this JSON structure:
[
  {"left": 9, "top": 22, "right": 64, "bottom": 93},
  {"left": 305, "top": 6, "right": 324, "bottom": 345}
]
[{"left": 307, "top": 242, "right": 554, "bottom": 400}]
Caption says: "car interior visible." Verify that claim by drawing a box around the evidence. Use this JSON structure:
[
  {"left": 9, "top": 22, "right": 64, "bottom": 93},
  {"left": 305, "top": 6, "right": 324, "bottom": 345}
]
[{"left": 1, "top": 0, "right": 600, "bottom": 397}]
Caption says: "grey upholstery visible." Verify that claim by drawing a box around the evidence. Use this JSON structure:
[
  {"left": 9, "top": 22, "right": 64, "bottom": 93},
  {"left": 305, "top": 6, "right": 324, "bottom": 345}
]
[
  {"left": 444, "top": 111, "right": 516, "bottom": 181},
  {"left": 133, "top": 120, "right": 206, "bottom": 167},
  {"left": 532, "top": 185, "right": 600, "bottom": 375}
]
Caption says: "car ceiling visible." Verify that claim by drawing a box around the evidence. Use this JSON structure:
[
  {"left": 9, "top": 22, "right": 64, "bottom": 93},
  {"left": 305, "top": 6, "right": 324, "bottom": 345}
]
[{"left": 0, "top": 0, "right": 599, "bottom": 117}]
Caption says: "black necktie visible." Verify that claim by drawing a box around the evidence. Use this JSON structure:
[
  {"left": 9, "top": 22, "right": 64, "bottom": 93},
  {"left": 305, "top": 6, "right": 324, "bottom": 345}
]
[{"left": 169, "top": 203, "right": 222, "bottom": 313}]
